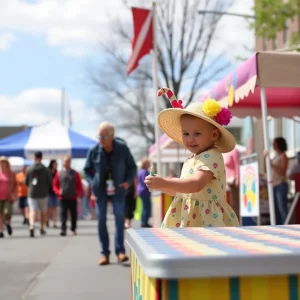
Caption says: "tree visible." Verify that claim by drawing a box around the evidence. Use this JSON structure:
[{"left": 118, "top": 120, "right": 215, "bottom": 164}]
[
  {"left": 253, "top": 0, "right": 300, "bottom": 47},
  {"left": 89, "top": 0, "right": 233, "bottom": 157}
]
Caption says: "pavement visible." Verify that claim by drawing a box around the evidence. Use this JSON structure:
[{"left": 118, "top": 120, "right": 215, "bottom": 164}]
[{"left": 0, "top": 214, "right": 133, "bottom": 300}]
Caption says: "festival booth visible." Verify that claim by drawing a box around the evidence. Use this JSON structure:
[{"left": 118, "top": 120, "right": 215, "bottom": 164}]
[
  {"left": 148, "top": 51, "right": 300, "bottom": 227},
  {"left": 0, "top": 121, "right": 97, "bottom": 159},
  {"left": 127, "top": 52, "right": 300, "bottom": 300}
]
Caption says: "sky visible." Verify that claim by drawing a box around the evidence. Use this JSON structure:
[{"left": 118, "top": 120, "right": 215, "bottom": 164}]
[{"left": 0, "top": 0, "right": 255, "bottom": 161}]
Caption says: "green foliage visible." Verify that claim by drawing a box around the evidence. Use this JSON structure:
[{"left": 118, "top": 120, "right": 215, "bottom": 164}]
[{"left": 252, "top": 0, "right": 300, "bottom": 41}]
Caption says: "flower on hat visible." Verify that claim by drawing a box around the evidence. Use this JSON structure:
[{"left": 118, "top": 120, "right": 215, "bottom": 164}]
[
  {"left": 215, "top": 107, "right": 232, "bottom": 126},
  {"left": 202, "top": 99, "right": 222, "bottom": 117}
]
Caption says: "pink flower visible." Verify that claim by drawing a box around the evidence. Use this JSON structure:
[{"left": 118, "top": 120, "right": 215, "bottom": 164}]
[
  {"left": 184, "top": 204, "right": 189, "bottom": 210},
  {"left": 187, "top": 221, "right": 190, "bottom": 226},
  {"left": 213, "top": 163, "right": 218, "bottom": 169},
  {"left": 205, "top": 209, "right": 210, "bottom": 215},
  {"left": 192, "top": 213, "right": 197, "bottom": 219},
  {"left": 171, "top": 208, "right": 176, "bottom": 214},
  {"left": 215, "top": 107, "right": 232, "bottom": 126},
  {"left": 176, "top": 223, "right": 180, "bottom": 227}
]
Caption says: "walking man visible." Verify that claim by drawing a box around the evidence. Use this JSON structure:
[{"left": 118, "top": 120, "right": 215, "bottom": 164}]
[
  {"left": 26, "top": 151, "right": 52, "bottom": 237},
  {"left": 84, "top": 122, "right": 137, "bottom": 265},
  {"left": 53, "top": 156, "right": 83, "bottom": 236}
]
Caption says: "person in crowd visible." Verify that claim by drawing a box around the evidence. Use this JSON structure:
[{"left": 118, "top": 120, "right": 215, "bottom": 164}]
[
  {"left": 47, "top": 159, "right": 58, "bottom": 228},
  {"left": 84, "top": 121, "right": 137, "bottom": 266},
  {"left": 264, "top": 137, "right": 289, "bottom": 225},
  {"left": 124, "top": 176, "right": 137, "bottom": 229},
  {"left": 53, "top": 156, "right": 83, "bottom": 236},
  {"left": 25, "top": 151, "right": 52, "bottom": 237},
  {"left": 137, "top": 158, "right": 152, "bottom": 228},
  {"left": 81, "top": 176, "right": 90, "bottom": 219},
  {"left": 0, "top": 157, "right": 17, "bottom": 237},
  {"left": 16, "top": 165, "right": 29, "bottom": 225},
  {"left": 223, "top": 146, "right": 240, "bottom": 220}
]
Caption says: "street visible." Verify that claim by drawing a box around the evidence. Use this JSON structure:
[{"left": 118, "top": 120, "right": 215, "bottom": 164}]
[{"left": 0, "top": 214, "right": 131, "bottom": 300}]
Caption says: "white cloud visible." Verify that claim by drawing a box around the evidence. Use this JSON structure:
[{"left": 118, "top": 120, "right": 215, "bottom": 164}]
[
  {"left": 0, "top": 88, "right": 99, "bottom": 134},
  {"left": 0, "top": 0, "right": 254, "bottom": 59},
  {"left": 0, "top": 32, "right": 16, "bottom": 50}
]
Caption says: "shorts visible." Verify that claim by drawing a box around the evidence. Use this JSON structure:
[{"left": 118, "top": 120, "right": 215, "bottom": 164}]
[
  {"left": 28, "top": 197, "right": 47, "bottom": 212},
  {"left": 19, "top": 196, "right": 28, "bottom": 209},
  {"left": 48, "top": 195, "right": 58, "bottom": 208},
  {"left": 0, "top": 201, "right": 13, "bottom": 216}
]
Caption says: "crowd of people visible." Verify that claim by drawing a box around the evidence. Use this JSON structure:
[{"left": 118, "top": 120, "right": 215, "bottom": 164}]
[
  {"left": 0, "top": 121, "right": 152, "bottom": 267},
  {"left": 1, "top": 115, "right": 299, "bottom": 269}
]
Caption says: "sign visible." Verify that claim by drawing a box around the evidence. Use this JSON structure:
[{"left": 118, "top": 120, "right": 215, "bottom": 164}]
[{"left": 239, "top": 154, "right": 260, "bottom": 217}]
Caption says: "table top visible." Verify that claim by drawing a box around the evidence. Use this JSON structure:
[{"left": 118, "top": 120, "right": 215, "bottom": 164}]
[{"left": 126, "top": 225, "right": 300, "bottom": 278}]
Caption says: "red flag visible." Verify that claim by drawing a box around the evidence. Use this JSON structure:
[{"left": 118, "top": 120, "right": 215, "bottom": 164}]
[{"left": 127, "top": 7, "right": 153, "bottom": 75}]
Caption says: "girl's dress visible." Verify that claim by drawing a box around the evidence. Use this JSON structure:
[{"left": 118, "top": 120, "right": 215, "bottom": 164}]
[{"left": 162, "top": 148, "right": 239, "bottom": 228}]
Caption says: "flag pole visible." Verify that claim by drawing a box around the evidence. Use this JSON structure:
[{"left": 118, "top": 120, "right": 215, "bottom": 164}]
[
  {"left": 152, "top": 1, "right": 162, "bottom": 175},
  {"left": 61, "top": 87, "right": 65, "bottom": 126}
]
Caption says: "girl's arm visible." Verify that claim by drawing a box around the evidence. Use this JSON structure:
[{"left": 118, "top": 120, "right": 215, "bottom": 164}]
[
  {"left": 158, "top": 187, "right": 176, "bottom": 196},
  {"left": 145, "top": 170, "right": 213, "bottom": 194}
]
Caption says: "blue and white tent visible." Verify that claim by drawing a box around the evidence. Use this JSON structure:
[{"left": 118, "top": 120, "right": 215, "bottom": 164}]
[{"left": 0, "top": 121, "right": 97, "bottom": 159}]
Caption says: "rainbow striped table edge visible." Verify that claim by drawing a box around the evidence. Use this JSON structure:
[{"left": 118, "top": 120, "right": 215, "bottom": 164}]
[{"left": 126, "top": 225, "right": 300, "bottom": 300}]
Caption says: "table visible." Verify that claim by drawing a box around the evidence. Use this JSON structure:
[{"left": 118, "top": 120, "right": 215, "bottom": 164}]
[{"left": 126, "top": 225, "right": 300, "bottom": 300}]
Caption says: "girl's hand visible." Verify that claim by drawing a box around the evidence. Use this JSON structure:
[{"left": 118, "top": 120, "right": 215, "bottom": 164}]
[{"left": 144, "top": 175, "right": 166, "bottom": 190}]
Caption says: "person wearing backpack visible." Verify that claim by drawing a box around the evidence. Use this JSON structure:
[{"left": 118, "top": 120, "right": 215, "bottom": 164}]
[
  {"left": 25, "top": 151, "right": 52, "bottom": 238},
  {"left": 53, "top": 156, "right": 83, "bottom": 236}
]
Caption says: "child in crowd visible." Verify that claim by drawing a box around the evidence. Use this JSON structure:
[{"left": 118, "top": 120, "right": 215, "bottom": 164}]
[{"left": 145, "top": 88, "right": 239, "bottom": 228}]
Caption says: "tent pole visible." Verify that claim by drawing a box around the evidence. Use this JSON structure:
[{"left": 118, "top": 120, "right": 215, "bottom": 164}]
[{"left": 260, "top": 87, "right": 276, "bottom": 226}]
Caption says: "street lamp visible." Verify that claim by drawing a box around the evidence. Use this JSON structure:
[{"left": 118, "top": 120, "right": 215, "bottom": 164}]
[{"left": 198, "top": 10, "right": 256, "bottom": 19}]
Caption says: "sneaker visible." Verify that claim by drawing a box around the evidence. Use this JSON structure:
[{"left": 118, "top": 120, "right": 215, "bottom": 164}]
[
  {"left": 141, "top": 224, "right": 152, "bottom": 228},
  {"left": 40, "top": 229, "right": 46, "bottom": 236},
  {"left": 117, "top": 253, "right": 129, "bottom": 263},
  {"left": 0, "top": 232, "right": 4, "bottom": 238},
  {"left": 24, "top": 218, "right": 29, "bottom": 226},
  {"left": 53, "top": 225, "right": 58, "bottom": 229},
  {"left": 6, "top": 224, "right": 12, "bottom": 236},
  {"left": 71, "top": 230, "right": 77, "bottom": 236},
  {"left": 98, "top": 256, "right": 109, "bottom": 266},
  {"left": 29, "top": 227, "right": 35, "bottom": 238},
  {"left": 60, "top": 231, "right": 66, "bottom": 236}
]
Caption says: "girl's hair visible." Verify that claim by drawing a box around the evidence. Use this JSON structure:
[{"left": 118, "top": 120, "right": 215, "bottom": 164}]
[
  {"left": 0, "top": 156, "right": 12, "bottom": 174},
  {"left": 48, "top": 159, "right": 57, "bottom": 170},
  {"left": 140, "top": 157, "right": 149, "bottom": 169},
  {"left": 274, "top": 137, "right": 288, "bottom": 152}
]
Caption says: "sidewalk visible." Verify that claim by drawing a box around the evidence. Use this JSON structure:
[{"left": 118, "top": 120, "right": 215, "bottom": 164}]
[{"left": 0, "top": 215, "right": 132, "bottom": 300}]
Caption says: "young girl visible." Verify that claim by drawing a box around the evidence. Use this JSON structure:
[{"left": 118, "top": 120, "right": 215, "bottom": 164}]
[{"left": 145, "top": 88, "right": 239, "bottom": 228}]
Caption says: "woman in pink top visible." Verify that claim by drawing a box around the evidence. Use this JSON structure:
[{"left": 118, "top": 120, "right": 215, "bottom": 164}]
[
  {"left": 0, "top": 156, "right": 17, "bottom": 238},
  {"left": 223, "top": 147, "right": 240, "bottom": 219}
]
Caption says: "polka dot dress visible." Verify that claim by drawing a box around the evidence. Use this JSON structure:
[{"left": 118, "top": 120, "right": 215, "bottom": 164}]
[{"left": 162, "top": 148, "right": 239, "bottom": 228}]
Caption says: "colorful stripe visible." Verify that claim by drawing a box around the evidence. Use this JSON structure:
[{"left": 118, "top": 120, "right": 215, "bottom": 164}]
[
  {"left": 168, "top": 280, "right": 178, "bottom": 300},
  {"left": 289, "top": 275, "right": 298, "bottom": 300},
  {"left": 230, "top": 278, "right": 239, "bottom": 300}
]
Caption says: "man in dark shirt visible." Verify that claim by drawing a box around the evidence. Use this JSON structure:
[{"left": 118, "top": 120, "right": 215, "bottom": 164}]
[{"left": 84, "top": 122, "right": 137, "bottom": 265}]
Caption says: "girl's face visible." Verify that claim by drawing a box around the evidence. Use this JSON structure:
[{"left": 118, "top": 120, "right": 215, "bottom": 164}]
[{"left": 180, "top": 115, "right": 220, "bottom": 154}]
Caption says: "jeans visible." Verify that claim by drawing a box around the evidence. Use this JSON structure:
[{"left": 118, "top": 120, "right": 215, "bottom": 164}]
[
  {"left": 140, "top": 195, "right": 151, "bottom": 226},
  {"left": 273, "top": 182, "right": 288, "bottom": 225},
  {"left": 96, "top": 196, "right": 125, "bottom": 256}
]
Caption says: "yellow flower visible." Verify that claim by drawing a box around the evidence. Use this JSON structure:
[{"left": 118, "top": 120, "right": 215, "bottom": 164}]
[{"left": 202, "top": 99, "right": 222, "bottom": 117}]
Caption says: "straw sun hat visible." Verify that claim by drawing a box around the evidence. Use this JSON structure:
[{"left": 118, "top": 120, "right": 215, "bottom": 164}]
[{"left": 157, "top": 88, "right": 236, "bottom": 153}]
